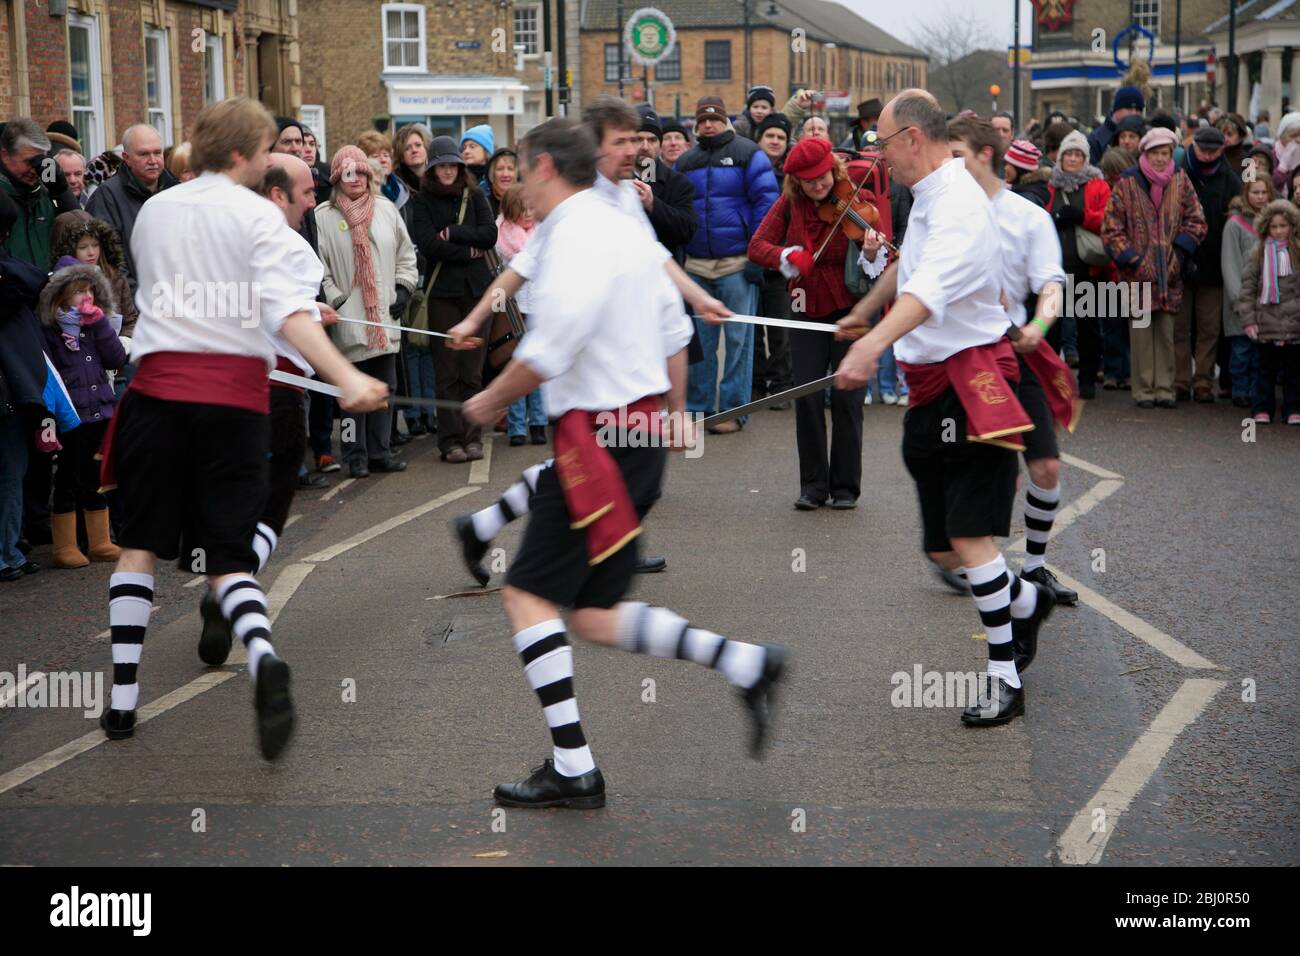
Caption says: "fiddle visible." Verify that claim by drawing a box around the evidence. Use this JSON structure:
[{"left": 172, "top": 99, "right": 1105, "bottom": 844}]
[{"left": 811, "top": 157, "right": 899, "bottom": 263}]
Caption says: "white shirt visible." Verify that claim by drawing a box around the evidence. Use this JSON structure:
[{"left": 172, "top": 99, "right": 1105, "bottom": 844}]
[
  {"left": 268, "top": 226, "right": 323, "bottom": 375},
  {"left": 130, "top": 171, "right": 323, "bottom": 368},
  {"left": 513, "top": 188, "right": 687, "bottom": 416},
  {"left": 991, "top": 188, "right": 1066, "bottom": 328},
  {"left": 894, "top": 159, "right": 1008, "bottom": 365}
]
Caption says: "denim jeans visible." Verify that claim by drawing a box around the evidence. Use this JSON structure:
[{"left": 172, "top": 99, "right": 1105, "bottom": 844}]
[
  {"left": 403, "top": 345, "right": 436, "bottom": 424},
  {"left": 1228, "top": 335, "right": 1259, "bottom": 403},
  {"left": 1062, "top": 314, "right": 1079, "bottom": 356},
  {"left": 508, "top": 389, "right": 547, "bottom": 435},
  {"left": 872, "top": 343, "right": 899, "bottom": 398},
  {"left": 1102, "top": 315, "right": 1131, "bottom": 382},
  {"left": 686, "top": 270, "right": 757, "bottom": 419},
  {"left": 0, "top": 413, "right": 28, "bottom": 570}
]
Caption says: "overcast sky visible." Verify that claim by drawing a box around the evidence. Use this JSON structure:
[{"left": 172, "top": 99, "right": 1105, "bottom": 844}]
[{"left": 842, "top": 0, "right": 1036, "bottom": 51}]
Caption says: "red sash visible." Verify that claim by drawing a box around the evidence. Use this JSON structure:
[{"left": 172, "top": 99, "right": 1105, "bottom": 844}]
[
  {"left": 1018, "top": 339, "right": 1082, "bottom": 433},
  {"left": 272, "top": 355, "right": 307, "bottom": 391},
  {"left": 552, "top": 396, "right": 661, "bottom": 565},
  {"left": 898, "top": 339, "right": 1032, "bottom": 451},
  {"left": 98, "top": 352, "right": 270, "bottom": 493}
]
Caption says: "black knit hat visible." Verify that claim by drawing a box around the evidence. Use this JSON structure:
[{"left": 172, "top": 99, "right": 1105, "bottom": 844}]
[
  {"left": 746, "top": 85, "right": 776, "bottom": 109},
  {"left": 1115, "top": 114, "right": 1147, "bottom": 138},
  {"left": 661, "top": 118, "right": 690, "bottom": 141},
  {"left": 636, "top": 104, "right": 663, "bottom": 139},
  {"left": 275, "top": 115, "right": 303, "bottom": 134},
  {"left": 755, "top": 112, "right": 792, "bottom": 140}
]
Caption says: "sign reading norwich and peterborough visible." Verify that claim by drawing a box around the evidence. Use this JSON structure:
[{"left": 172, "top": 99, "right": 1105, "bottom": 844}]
[{"left": 624, "top": 7, "right": 676, "bottom": 67}]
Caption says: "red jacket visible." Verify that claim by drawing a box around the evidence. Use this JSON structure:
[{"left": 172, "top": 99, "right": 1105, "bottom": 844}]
[{"left": 749, "top": 193, "right": 858, "bottom": 318}]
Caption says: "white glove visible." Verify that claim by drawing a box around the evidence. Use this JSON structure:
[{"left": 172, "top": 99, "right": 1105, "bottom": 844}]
[{"left": 779, "top": 246, "right": 806, "bottom": 279}]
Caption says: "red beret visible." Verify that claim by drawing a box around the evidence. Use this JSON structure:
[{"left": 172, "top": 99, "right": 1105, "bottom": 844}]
[{"left": 784, "top": 137, "right": 835, "bottom": 180}]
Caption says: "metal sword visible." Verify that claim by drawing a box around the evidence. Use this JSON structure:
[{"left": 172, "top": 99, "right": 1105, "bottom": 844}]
[
  {"left": 268, "top": 369, "right": 464, "bottom": 411},
  {"left": 701, "top": 374, "right": 840, "bottom": 429}
]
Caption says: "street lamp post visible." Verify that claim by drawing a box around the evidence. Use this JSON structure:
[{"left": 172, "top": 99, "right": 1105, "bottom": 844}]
[
  {"left": 1173, "top": 0, "right": 1182, "bottom": 114},
  {"left": 1012, "top": 0, "right": 1021, "bottom": 133},
  {"left": 1228, "top": 0, "right": 1237, "bottom": 110}
]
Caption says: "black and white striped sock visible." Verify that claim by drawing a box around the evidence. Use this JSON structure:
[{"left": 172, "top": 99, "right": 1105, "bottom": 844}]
[
  {"left": 616, "top": 602, "right": 766, "bottom": 688},
  {"left": 216, "top": 574, "right": 275, "bottom": 684},
  {"left": 471, "top": 460, "right": 551, "bottom": 542},
  {"left": 966, "top": 556, "right": 1021, "bottom": 689},
  {"left": 251, "top": 522, "right": 279, "bottom": 574},
  {"left": 1008, "top": 573, "right": 1038, "bottom": 619},
  {"left": 513, "top": 619, "right": 594, "bottom": 778},
  {"left": 1022, "top": 479, "right": 1060, "bottom": 573},
  {"left": 108, "top": 572, "right": 154, "bottom": 712}
]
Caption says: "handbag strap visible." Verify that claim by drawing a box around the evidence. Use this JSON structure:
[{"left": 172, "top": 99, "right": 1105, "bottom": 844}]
[{"left": 423, "top": 187, "right": 471, "bottom": 294}]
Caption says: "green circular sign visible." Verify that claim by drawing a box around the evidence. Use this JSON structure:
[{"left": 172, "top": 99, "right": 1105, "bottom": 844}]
[{"left": 624, "top": 7, "right": 676, "bottom": 66}]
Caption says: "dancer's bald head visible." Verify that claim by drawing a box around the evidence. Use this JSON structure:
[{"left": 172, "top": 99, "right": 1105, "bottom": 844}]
[
  {"left": 258, "top": 152, "right": 317, "bottom": 230},
  {"left": 877, "top": 89, "right": 953, "bottom": 188}
]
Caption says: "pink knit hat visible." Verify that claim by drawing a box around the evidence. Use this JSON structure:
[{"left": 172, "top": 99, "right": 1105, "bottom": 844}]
[
  {"left": 1004, "top": 139, "right": 1041, "bottom": 172},
  {"left": 1138, "top": 127, "right": 1180, "bottom": 154},
  {"left": 329, "top": 144, "right": 374, "bottom": 185}
]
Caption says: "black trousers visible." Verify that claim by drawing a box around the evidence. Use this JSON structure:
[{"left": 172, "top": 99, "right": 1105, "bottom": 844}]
[
  {"left": 263, "top": 387, "right": 307, "bottom": 537},
  {"left": 790, "top": 313, "right": 865, "bottom": 501},
  {"left": 22, "top": 445, "right": 52, "bottom": 541},
  {"left": 340, "top": 353, "right": 397, "bottom": 466},
  {"left": 429, "top": 293, "right": 484, "bottom": 452},
  {"left": 52, "top": 419, "right": 109, "bottom": 513},
  {"left": 754, "top": 271, "right": 794, "bottom": 395}
]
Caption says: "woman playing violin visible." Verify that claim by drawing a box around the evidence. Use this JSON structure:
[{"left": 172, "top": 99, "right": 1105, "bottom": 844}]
[{"left": 748, "top": 137, "right": 888, "bottom": 511}]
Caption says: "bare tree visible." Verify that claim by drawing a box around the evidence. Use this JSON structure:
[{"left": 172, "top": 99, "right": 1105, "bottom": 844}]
[{"left": 909, "top": 4, "right": 998, "bottom": 113}]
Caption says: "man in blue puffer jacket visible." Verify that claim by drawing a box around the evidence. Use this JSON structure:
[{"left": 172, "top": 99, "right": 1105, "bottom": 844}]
[{"left": 675, "top": 96, "right": 780, "bottom": 429}]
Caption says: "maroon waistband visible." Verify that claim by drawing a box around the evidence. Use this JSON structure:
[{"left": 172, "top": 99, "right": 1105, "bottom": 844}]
[{"left": 129, "top": 352, "right": 270, "bottom": 414}]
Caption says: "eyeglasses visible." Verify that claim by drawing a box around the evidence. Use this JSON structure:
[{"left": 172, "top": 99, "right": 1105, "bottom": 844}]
[{"left": 867, "top": 125, "right": 915, "bottom": 150}]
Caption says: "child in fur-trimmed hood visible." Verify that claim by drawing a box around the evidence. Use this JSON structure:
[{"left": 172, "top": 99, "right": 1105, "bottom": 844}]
[{"left": 1238, "top": 198, "right": 1300, "bottom": 423}]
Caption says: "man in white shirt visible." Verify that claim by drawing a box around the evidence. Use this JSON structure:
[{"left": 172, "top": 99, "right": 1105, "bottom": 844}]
[
  {"left": 456, "top": 118, "right": 786, "bottom": 809},
  {"left": 834, "top": 90, "right": 1051, "bottom": 728},
  {"left": 948, "top": 116, "right": 1080, "bottom": 611},
  {"left": 100, "top": 98, "right": 388, "bottom": 760}
]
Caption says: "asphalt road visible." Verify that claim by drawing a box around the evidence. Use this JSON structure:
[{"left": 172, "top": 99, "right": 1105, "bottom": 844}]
[{"left": 0, "top": 388, "right": 1295, "bottom": 866}]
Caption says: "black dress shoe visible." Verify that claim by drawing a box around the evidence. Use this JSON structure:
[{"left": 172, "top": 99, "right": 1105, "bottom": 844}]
[
  {"left": 391, "top": 431, "right": 411, "bottom": 447},
  {"left": 509, "top": 434, "right": 526, "bottom": 446},
  {"left": 741, "top": 643, "right": 788, "bottom": 758},
  {"left": 368, "top": 458, "right": 408, "bottom": 473},
  {"left": 0, "top": 566, "right": 23, "bottom": 582},
  {"left": 453, "top": 515, "right": 491, "bottom": 587},
  {"left": 17, "top": 560, "right": 39, "bottom": 575},
  {"left": 349, "top": 461, "right": 370, "bottom": 479},
  {"left": 254, "top": 653, "right": 294, "bottom": 760},
  {"left": 198, "top": 588, "right": 233, "bottom": 666},
  {"left": 635, "top": 555, "right": 667, "bottom": 573},
  {"left": 829, "top": 495, "right": 857, "bottom": 510},
  {"left": 1011, "top": 579, "right": 1056, "bottom": 673},
  {"left": 931, "top": 561, "right": 970, "bottom": 594},
  {"left": 961, "top": 677, "right": 1024, "bottom": 726},
  {"left": 299, "top": 472, "right": 329, "bottom": 489},
  {"left": 1021, "top": 565, "right": 1077, "bottom": 606},
  {"left": 530, "top": 425, "right": 547, "bottom": 445},
  {"left": 493, "top": 758, "right": 606, "bottom": 809},
  {"left": 1156, "top": 397, "right": 1176, "bottom": 409},
  {"left": 406, "top": 419, "right": 428, "bottom": 437},
  {"left": 100, "top": 708, "right": 136, "bottom": 740},
  {"left": 794, "top": 495, "right": 825, "bottom": 511}
]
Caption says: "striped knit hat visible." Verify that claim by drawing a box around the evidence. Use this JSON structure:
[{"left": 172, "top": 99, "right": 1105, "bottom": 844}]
[{"left": 1004, "top": 139, "right": 1041, "bottom": 172}]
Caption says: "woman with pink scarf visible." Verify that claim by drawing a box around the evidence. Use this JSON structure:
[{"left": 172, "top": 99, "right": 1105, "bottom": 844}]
[
  {"left": 1102, "top": 126, "right": 1208, "bottom": 408},
  {"left": 315, "top": 145, "right": 419, "bottom": 478}
]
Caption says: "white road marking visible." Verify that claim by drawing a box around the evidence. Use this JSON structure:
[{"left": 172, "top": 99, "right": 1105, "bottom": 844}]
[
  {"left": 284, "top": 513, "right": 303, "bottom": 529},
  {"left": 1006, "top": 478, "right": 1123, "bottom": 553},
  {"left": 468, "top": 435, "right": 493, "bottom": 485},
  {"left": 1, "top": 485, "right": 475, "bottom": 796},
  {"left": 1044, "top": 566, "right": 1223, "bottom": 670},
  {"left": 0, "top": 672, "right": 43, "bottom": 709},
  {"left": 182, "top": 576, "right": 205, "bottom": 589},
  {"left": 302, "top": 485, "right": 478, "bottom": 563},
  {"left": 320, "top": 478, "right": 354, "bottom": 502},
  {"left": 1057, "top": 678, "right": 1226, "bottom": 865},
  {"left": 1059, "top": 452, "right": 1124, "bottom": 481}
]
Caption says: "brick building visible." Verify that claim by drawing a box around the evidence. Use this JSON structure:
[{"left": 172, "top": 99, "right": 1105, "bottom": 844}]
[
  {"left": 299, "top": 1, "right": 578, "bottom": 157},
  {"left": 1028, "top": 0, "right": 1226, "bottom": 123},
  {"left": 1, "top": 0, "right": 301, "bottom": 154},
  {"left": 579, "top": 0, "right": 926, "bottom": 139}
]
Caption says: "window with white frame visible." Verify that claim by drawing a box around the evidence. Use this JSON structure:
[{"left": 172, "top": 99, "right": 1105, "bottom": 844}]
[
  {"left": 604, "top": 43, "right": 633, "bottom": 82},
  {"left": 144, "top": 28, "right": 172, "bottom": 145},
  {"left": 382, "top": 3, "right": 425, "bottom": 72},
  {"left": 513, "top": 4, "right": 541, "bottom": 57},
  {"left": 68, "top": 14, "right": 105, "bottom": 157},
  {"left": 300, "top": 105, "right": 326, "bottom": 157},
  {"left": 655, "top": 44, "right": 680, "bottom": 82},
  {"left": 204, "top": 32, "right": 225, "bottom": 103},
  {"left": 1133, "top": 0, "right": 1160, "bottom": 36}
]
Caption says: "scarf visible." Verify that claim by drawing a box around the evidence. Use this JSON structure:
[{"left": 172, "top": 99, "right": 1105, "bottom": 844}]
[
  {"left": 56, "top": 307, "right": 82, "bottom": 351},
  {"left": 1260, "top": 238, "right": 1293, "bottom": 305},
  {"left": 1049, "top": 163, "right": 1100, "bottom": 194},
  {"left": 1139, "top": 154, "right": 1175, "bottom": 211},
  {"left": 1183, "top": 149, "right": 1225, "bottom": 188},
  {"left": 334, "top": 186, "right": 386, "bottom": 351}
]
